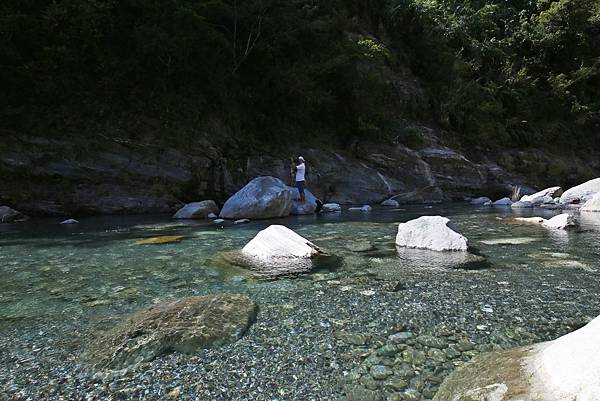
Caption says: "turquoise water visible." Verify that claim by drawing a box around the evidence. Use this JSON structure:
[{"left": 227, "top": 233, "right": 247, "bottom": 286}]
[{"left": 1, "top": 205, "right": 600, "bottom": 400}]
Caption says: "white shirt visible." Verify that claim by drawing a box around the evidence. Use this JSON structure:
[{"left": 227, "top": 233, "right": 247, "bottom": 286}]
[{"left": 295, "top": 162, "right": 305, "bottom": 182}]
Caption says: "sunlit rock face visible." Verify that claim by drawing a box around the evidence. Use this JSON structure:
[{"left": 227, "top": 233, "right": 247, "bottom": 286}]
[
  {"left": 433, "top": 315, "right": 600, "bottom": 401},
  {"left": 560, "top": 178, "right": 600, "bottom": 205},
  {"left": 395, "top": 216, "right": 468, "bottom": 252},
  {"left": 581, "top": 192, "right": 600, "bottom": 212}
]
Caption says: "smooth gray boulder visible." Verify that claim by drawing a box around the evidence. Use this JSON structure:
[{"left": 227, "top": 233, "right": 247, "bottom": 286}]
[
  {"left": 493, "top": 197, "right": 513, "bottom": 206},
  {"left": 86, "top": 294, "right": 257, "bottom": 370},
  {"left": 434, "top": 314, "right": 600, "bottom": 401},
  {"left": 349, "top": 205, "right": 372, "bottom": 212},
  {"left": 173, "top": 200, "right": 219, "bottom": 219},
  {"left": 511, "top": 200, "right": 534, "bottom": 209},
  {"left": 560, "top": 178, "right": 600, "bottom": 205},
  {"left": 287, "top": 186, "right": 318, "bottom": 215},
  {"left": 321, "top": 203, "right": 341, "bottom": 213},
  {"left": 219, "top": 176, "right": 292, "bottom": 219},
  {"left": 0, "top": 206, "right": 27, "bottom": 223}
]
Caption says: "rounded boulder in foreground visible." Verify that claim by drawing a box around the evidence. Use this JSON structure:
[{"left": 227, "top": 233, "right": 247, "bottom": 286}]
[
  {"left": 85, "top": 294, "right": 257, "bottom": 370},
  {"left": 396, "top": 216, "right": 468, "bottom": 252}
]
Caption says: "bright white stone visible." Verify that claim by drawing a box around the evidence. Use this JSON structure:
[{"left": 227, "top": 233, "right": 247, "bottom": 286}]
[
  {"left": 560, "top": 178, "right": 600, "bottom": 205},
  {"left": 581, "top": 192, "right": 600, "bottom": 212},
  {"left": 395, "top": 216, "right": 468, "bottom": 252},
  {"left": 234, "top": 219, "right": 250, "bottom": 225},
  {"left": 242, "top": 225, "right": 320, "bottom": 260},
  {"left": 207, "top": 213, "right": 218, "bottom": 219},
  {"left": 514, "top": 217, "right": 546, "bottom": 224},
  {"left": 60, "top": 219, "right": 79, "bottom": 224},
  {"left": 542, "top": 213, "right": 576, "bottom": 229}
]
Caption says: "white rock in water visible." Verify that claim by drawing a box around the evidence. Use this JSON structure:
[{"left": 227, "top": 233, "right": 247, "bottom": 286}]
[
  {"left": 207, "top": 213, "right": 218, "bottom": 219},
  {"left": 581, "top": 192, "right": 600, "bottom": 212},
  {"left": 321, "top": 203, "right": 341, "bottom": 213},
  {"left": 234, "top": 219, "right": 250, "bottom": 225},
  {"left": 493, "top": 197, "right": 513, "bottom": 206},
  {"left": 511, "top": 200, "right": 534, "bottom": 209},
  {"left": 560, "top": 178, "right": 600, "bottom": 205},
  {"left": 242, "top": 225, "right": 320, "bottom": 260},
  {"left": 470, "top": 197, "right": 492, "bottom": 205},
  {"left": 213, "top": 219, "right": 225, "bottom": 224},
  {"left": 433, "top": 314, "right": 600, "bottom": 401},
  {"left": 396, "top": 216, "right": 468, "bottom": 252},
  {"left": 60, "top": 219, "right": 79, "bottom": 224},
  {"left": 542, "top": 213, "right": 576, "bottom": 229},
  {"left": 514, "top": 217, "right": 546, "bottom": 224},
  {"left": 173, "top": 200, "right": 219, "bottom": 219},
  {"left": 381, "top": 199, "right": 400, "bottom": 207},
  {"left": 521, "top": 186, "right": 562, "bottom": 204}
]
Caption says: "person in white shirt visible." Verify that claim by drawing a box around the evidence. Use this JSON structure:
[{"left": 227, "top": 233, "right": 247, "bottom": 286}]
[{"left": 292, "top": 156, "right": 306, "bottom": 203}]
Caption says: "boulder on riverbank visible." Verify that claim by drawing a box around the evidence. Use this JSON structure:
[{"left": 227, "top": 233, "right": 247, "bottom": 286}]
[
  {"left": 511, "top": 200, "right": 534, "bottom": 209},
  {"left": 396, "top": 216, "right": 468, "bottom": 252},
  {"left": 560, "top": 178, "right": 600, "bottom": 205},
  {"left": 470, "top": 197, "right": 492, "bottom": 205},
  {"left": 492, "top": 197, "right": 513, "bottom": 206},
  {"left": 542, "top": 213, "right": 576, "bottom": 229},
  {"left": 0, "top": 206, "right": 28, "bottom": 223},
  {"left": 219, "top": 176, "right": 292, "bottom": 219},
  {"left": 433, "top": 315, "right": 600, "bottom": 401},
  {"left": 173, "top": 200, "right": 219, "bottom": 219},
  {"left": 521, "top": 186, "right": 562, "bottom": 205},
  {"left": 287, "top": 186, "right": 318, "bottom": 215},
  {"left": 381, "top": 199, "right": 400, "bottom": 207},
  {"left": 86, "top": 294, "right": 257, "bottom": 370},
  {"left": 321, "top": 203, "right": 341, "bottom": 213},
  {"left": 581, "top": 192, "right": 600, "bottom": 212}
]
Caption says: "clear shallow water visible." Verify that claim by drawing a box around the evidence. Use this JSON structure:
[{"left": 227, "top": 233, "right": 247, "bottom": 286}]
[{"left": 1, "top": 205, "right": 600, "bottom": 400}]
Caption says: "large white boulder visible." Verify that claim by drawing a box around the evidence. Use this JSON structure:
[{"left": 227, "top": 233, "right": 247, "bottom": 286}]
[
  {"left": 395, "top": 216, "right": 468, "bottom": 252},
  {"left": 0, "top": 206, "right": 28, "bottom": 223},
  {"left": 219, "top": 177, "right": 292, "bottom": 219},
  {"left": 242, "top": 225, "right": 320, "bottom": 260},
  {"left": 173, "top": 200, "right": 219, "bottom": 219},
  {"left": 433, "top": 315, "right": 600, "bottom": 401},
  {"left": 560, "top": 178, "right": 600, "bottom": 205},
  {"left": 542, "top": 213, "right": 576, "bottom": 229},
  {"left": 521, "top": 186, "right": 562, "bottom": 204},
  {"left": 581, "top": 192, "right": 600, "bottom": 212}
]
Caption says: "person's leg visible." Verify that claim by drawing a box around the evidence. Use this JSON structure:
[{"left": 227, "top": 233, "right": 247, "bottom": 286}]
[{"left": 297, "top": 181, "right": 305, "bottom": 203}]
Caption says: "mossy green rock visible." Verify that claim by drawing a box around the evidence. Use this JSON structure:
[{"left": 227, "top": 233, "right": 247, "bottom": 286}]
[{"left": 85, "top": 294, "right": 257, "bottom": 369}]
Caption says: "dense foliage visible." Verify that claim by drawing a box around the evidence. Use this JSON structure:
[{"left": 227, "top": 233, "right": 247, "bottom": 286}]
[{"left": 1, "top": 0, "right": 599, "bottom": 150}]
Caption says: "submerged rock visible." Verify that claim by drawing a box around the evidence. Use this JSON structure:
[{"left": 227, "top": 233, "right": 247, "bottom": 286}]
[
  {"left": 234, "top": 218, "right": 250, "bottom": 225},
  {"left": 85, "top": 294, "right": 257, "bottom": 369},
  {"left": 60, "top": 218, "right": 79, "bottom": 224},
  {"left": 560, "top": 178, "right": 600, "bottom": 205},
  {"left": 396, "top": 216, "right": 468, "bottom": 252},
  {"left": 0, "top": 206, "right": 28, "bottom": 223},
  {"left": 321, "top": 203, "right": 342, "bottom": 213},
  {"left": 173, "top": 200, "right": 219, "bottom": 219},
  {"left": 219, "top": 176, "right": 292, "bottom": 219},
  {"left": 433, "top": 315, "right": 600, "bottom": 401},
  {"left": 581, "top": 192, "right": 600, "bottom": 212},
  {"left": 349, "top": 205, "right": 372, "bottom": 212},
  {"left": 135, "top": 235, "right": 185, "bottom": 245}
]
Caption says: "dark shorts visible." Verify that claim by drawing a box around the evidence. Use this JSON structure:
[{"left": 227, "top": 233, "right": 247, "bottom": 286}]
[{"left": 296, "top": 180, "right": 305, "bottom": 195}]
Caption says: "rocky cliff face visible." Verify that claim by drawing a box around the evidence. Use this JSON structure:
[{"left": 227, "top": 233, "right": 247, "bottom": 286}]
[{"left": 1, "top": 133, "right": 597, "bottom": 216}]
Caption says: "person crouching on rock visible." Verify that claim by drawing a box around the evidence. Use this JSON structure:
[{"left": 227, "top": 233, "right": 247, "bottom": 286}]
[{"left": 292, "top": 156, "right": 306, "bottom": 203}]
